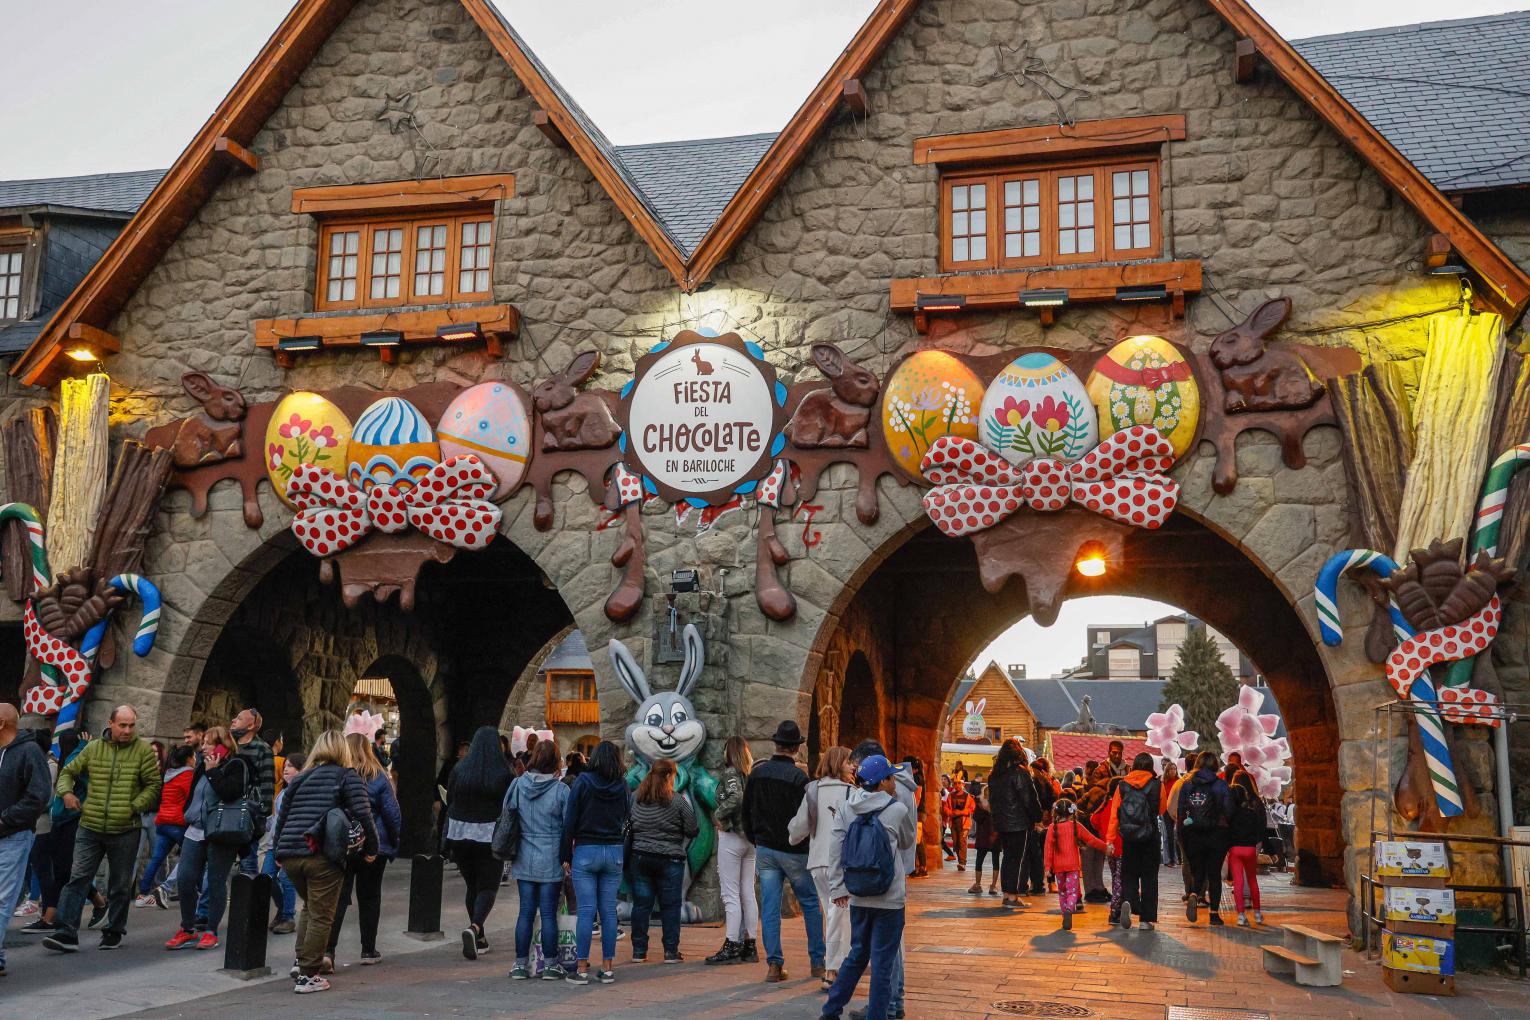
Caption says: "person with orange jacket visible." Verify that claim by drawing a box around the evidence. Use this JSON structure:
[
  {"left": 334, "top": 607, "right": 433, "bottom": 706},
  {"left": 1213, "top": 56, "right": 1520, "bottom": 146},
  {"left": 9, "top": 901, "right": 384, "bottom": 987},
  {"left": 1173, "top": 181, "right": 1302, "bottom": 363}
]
[
  {"left": 945, "top": 780, "right": 975, "bottom": 870},
  {"left": 1106, "top": 753, "right": 1169, "bottom": 930},
  {"left": 1042, "top": 797, "right": 1109, "bottom": 931}
]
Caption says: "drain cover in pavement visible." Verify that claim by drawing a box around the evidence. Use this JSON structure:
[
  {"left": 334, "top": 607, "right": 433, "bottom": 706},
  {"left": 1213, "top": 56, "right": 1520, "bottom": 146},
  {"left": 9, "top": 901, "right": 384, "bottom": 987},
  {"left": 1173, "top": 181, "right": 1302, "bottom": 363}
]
[
  {"left": 990, "top": 1003, "right": 1094, "bottom": 1017},
  {"left": 1166, "top": 1009, "right": 1272, "bottom": 1020}
]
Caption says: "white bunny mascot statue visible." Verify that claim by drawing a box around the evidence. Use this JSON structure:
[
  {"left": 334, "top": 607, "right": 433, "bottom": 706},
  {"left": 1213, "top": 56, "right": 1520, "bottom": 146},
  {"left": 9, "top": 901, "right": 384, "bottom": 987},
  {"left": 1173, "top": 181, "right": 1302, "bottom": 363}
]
[{"left": 609, "top": 624, "right": 717, "bottom": 923}]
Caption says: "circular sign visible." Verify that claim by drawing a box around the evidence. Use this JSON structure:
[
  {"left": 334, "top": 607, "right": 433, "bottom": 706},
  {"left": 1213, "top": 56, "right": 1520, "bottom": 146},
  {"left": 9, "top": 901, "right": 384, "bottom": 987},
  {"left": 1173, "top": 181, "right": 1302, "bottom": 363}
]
[{"left": 619, "top": 331, "right": 787, "bottom": 504}]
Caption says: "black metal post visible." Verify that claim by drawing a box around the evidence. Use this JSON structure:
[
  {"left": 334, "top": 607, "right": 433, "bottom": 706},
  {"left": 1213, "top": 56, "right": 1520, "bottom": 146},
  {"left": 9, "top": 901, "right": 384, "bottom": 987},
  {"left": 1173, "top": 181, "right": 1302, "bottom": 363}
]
[
  {"left": 406, "top": 853, "right": 445, "bottom": 940},
  {"left": 221, "top": 872, "right": 273, "bottom": 978}
]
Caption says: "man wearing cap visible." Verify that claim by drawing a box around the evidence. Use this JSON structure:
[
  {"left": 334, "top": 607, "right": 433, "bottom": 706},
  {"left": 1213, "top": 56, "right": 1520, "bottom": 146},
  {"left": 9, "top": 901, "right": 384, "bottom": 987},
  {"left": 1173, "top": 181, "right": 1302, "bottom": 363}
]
[
  {"left": 741, "top": 720, "right": 825, "bottom": 983},
  {"left": 821, "top": 754, "right": 916, "bottom": 1020}
]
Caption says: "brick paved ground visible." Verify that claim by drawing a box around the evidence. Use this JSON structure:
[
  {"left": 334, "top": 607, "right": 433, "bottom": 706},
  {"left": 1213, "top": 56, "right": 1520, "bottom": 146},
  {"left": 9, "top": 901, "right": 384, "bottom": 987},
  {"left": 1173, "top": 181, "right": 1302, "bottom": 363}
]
[{"left": 9, "top": 858, "right": 1530, "bottom": 1018}]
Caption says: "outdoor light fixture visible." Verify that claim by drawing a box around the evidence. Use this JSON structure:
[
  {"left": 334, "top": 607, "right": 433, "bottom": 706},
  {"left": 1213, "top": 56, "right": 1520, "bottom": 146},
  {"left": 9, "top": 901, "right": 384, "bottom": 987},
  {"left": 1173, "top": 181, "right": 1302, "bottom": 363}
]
[
  {"left": 915, "top": 293, "right": 967, "bottom": 312},
  {"left": 65, "top": 347, "right": 98, "bottom": 362},
  {"left": 1074, "top": 541, "right": 1109, "bottom": 578},
  {"left": 435, "top": 322, "right": 483, "bottom": 343},
  {"left": 277, "top": 335, "right": 323, "bottom": 353},
  {"left": 1116, "top": 284, "right": 1168, "bottom": 302},
  {"left": 1428, "top": 261, "right": 1468, "bottom": 276},
  {"left": 1019, "top": 289, "right": 1068, "bottom": 307},
  {"left": 671, "top": 569, "right": 699, "bottom": 593},
  {"left": 359, "top": 329, "right": 403, "bottom": 347}
]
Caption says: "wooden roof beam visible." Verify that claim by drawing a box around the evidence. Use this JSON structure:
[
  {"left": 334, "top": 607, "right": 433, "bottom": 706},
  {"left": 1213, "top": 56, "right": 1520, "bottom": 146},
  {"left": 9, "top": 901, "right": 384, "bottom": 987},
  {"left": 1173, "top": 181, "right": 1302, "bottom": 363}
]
[
  {"left": 841, "top": 79, "right": 869, "bottom": 117},
  {"left": 1233, "top": 38, "right": 1258, "bottom": 83},
  {"left": 213, "top": 137, "right": 259, "bottom": 173},
  {"left": 533, "top": 109, "right": 568, "bottom": 149}
]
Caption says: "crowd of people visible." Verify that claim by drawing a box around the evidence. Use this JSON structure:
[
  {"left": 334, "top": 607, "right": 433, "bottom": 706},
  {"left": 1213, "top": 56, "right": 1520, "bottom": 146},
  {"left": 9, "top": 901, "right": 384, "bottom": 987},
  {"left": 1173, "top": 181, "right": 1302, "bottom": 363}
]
[
  {"left": 1, "top": 700, "right": 1289, "bottom": 1017},
  {"left": 937, "top": 738, "right": 1284, "bottom": 931}
]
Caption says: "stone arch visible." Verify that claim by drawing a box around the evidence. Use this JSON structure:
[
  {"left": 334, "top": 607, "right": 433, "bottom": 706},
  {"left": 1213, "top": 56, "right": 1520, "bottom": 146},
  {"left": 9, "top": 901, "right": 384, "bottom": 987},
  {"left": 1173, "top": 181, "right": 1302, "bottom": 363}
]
[
  {"left": 362, "top": 653, "right": 440, "bottom": 854},
  {"left": 839, "top": 651, "right": 883, "bottom": 753}
]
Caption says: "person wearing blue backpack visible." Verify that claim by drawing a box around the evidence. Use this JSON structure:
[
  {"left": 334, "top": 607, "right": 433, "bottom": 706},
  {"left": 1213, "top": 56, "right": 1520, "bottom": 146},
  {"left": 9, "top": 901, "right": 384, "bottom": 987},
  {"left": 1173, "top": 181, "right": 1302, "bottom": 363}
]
[{"left": 820, "top": 754, "right": 915, "bottom": 1020}]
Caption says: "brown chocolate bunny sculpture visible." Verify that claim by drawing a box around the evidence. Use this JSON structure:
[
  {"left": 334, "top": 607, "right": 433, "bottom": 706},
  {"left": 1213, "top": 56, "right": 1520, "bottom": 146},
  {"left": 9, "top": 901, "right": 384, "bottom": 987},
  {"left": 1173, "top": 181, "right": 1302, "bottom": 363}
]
[
  {"left": 784, "top": 343, "right": 880, "bottom": 448},
  {"left": 1208, "top": 297, "right": 1324, "bottom": 413}
]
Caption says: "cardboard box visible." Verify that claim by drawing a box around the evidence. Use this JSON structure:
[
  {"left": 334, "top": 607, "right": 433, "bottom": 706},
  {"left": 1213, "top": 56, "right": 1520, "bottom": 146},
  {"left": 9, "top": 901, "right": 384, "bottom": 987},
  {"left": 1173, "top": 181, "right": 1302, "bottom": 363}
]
[
  {"left": 1384, "top": 886, "right": 1456, "bottom": 927},
  {"left": 1374, "top": 840, "right": 1450, "bottom": 880},
  {"left": 1382, "top": 930, "right": 1455, "bottom": 976},
  {"left": 1383, "top": 967, "right": 1456, "bottom": 996}
]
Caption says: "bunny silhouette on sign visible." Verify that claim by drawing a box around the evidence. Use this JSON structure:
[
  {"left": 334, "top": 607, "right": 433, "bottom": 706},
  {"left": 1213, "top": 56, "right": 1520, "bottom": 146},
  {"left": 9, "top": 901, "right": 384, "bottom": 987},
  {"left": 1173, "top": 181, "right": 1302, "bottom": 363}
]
[
  {"left": 532, "top": 351, "right": 621, "bottom": 452},
  {"left": 610, "top": 624, "right": 718, "bottom": 921},
  {"left": 784, "top": 343, "right": 880, "bottom": 449},
  {"left": 961, "top": 698, "right": 988, "bottom": 742},
  {"left": 1208, "top": 297, "right": 1323, "bottom": 413}
]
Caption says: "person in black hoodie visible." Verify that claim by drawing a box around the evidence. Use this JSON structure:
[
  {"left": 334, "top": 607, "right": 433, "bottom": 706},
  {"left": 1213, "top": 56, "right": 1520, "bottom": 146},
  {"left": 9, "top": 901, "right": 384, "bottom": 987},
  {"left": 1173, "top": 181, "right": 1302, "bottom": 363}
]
[
  {"left": 1024, "top": 757, "right": 1057, "bottom": 896},
  {"left": 742, "top": 720, "right": 824, "bottom": 984},
  {"left": 1176, "top": 750, "right": 1234, "bottom": 925},
  {"left": 560, "top": 739, "right": 630, "bottom": 985},
  {"left": 987, "top": 738, "right": 1041, "bottom": 908},
  {"left": 1227, "top": 770, "right": 1267, "bottom": 926},
  {"left": 274, "top": 731, "right": 377, "bottom": 994},
  {"left": 0, "top": 704, "right": 49, "bottom": 978},
  {"left": 447, "top": 726, "right": 513, "bottom": 961}
]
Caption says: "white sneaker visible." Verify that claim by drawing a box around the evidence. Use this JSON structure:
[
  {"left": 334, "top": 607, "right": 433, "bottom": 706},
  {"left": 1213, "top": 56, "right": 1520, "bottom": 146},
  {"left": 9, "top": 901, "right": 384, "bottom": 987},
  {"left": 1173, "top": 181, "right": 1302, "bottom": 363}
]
[
  {"left": 294, "top": 975, "right": 330, "bottom": 994},
  {"left": 1253, "top": 911, "right": 1265, "bottom": 924},
  {"left": 1143, "top": 921, "right": 1156, "bottom": 931},
  {"left": 13, "top": 899, "right": 39, "bottom": 917},
  {"left": 1236, "top": 912, "right": 1249, "bottom": 926},
  {"left": 133, "top": 894, "right": 157, "bottom": 908}
]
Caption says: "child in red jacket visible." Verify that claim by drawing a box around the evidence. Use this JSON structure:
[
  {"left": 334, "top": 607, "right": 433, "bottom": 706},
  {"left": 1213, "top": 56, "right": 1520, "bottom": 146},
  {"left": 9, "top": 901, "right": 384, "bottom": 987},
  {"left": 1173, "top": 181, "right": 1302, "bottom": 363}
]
[{"left": 1043, "top": 797, "right": 1110, "bottom": 930}]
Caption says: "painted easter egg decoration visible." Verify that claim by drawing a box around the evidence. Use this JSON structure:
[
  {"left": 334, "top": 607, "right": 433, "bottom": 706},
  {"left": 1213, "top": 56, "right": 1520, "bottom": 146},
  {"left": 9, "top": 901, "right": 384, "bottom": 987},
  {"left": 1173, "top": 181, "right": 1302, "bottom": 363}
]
[
  {"left": 264, "top": 392, "right": 352, "bottom": 507},
  {"left": 346, "top": 396, "right": 441, "bottom": 494},
  {"left": 880, "top": 350, "right": 983, "bottom": 482},
  {"left": 437, "top": 382, "right": 531, "bottom": 500},
  {"left": 1085, "top": 335, "right": 1200, "bottom": 460},
  {"left": 978, "top": 352, "right": 1099, "bottom": 466}
]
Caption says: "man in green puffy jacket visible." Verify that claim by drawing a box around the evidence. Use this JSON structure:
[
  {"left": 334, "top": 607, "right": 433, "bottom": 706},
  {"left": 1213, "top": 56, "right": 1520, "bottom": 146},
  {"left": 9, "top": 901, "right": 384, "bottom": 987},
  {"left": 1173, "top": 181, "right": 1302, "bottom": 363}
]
[{"left": 42, "top": 705, "right": 161, "bottom": 952}]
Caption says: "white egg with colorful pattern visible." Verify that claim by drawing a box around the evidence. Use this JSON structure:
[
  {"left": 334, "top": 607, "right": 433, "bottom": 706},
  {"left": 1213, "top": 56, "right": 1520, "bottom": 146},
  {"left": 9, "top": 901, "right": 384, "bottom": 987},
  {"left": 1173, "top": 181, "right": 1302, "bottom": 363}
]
[
  {"left": 346, "top": 396, "right": 441, "bottom": 494},
  {"left": 436, "top": 382, "right": 531, "bottom": 501},
  {"left": 978, "top": 352, "right": 1098, "bottom": 466}
]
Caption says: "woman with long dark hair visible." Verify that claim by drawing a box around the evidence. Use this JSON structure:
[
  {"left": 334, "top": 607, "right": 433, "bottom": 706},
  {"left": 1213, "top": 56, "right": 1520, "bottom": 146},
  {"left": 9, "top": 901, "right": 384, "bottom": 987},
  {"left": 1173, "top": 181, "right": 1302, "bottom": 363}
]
[
  {"left": 165, "top": 726, "right": 251, "bottom": 952},
  {"left": 1227, "top": 769, "right": 1267, "bottom": 926},
  {"left": 327, "top": 732, "right": 402, "bottom": 965},
  {"left": 628, "top": 757, "right": 697, "bottom": 964},
  {"left": 986, "top": 738, "right": 1041, "bottom": 908},
  {"left": 560, "top": 739, "right": 630, "bottom": 984},
  {"left": 447, "top": 726, "right": 514, "bottom": 960}
]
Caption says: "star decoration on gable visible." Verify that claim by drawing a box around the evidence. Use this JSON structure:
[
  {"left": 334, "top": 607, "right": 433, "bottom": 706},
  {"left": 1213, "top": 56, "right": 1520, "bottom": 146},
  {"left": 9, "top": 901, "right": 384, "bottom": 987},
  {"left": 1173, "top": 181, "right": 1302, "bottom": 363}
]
[{"left": 376, "top": 92, "right": 418, "bottom": 134}]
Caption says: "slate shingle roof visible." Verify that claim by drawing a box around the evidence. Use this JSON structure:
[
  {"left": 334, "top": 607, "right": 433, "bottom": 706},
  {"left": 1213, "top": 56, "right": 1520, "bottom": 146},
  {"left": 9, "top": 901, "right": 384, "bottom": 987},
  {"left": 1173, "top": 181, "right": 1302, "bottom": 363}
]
[
  {"left": 540, "top": 629, "right": 592, "bottom": 672},
  {"left": 1294, "top": 12, "right": 1530, "bottom": 192},
  {"left": 0, "top": 169, "right": 165, "bottom": 215},
  {"left": 613, "top": 134, "right": 776, "bottom": 256}
]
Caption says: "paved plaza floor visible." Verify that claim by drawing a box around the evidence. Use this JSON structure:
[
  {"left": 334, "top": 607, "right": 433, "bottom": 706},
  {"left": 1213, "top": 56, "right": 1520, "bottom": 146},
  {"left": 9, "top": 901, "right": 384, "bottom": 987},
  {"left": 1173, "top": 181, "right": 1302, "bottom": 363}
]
[{"left": 6, "top": 857, "right": 1529, "bottom": 1018}]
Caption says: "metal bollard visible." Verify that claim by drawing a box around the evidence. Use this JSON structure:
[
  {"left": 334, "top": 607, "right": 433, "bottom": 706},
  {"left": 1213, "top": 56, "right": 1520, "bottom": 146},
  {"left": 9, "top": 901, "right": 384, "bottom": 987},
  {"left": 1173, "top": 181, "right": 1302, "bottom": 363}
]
[
  {"left": 406, "top": 853, "right": 445, "bottom": 940},
  {"left": 221, "top": 872, "right": 273, "bottom": 978}
]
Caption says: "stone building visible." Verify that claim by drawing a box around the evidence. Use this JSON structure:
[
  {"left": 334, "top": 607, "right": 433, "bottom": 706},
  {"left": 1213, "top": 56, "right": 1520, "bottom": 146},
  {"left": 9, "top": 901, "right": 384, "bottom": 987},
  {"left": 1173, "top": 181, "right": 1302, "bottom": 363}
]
[{"left": 5, "top": 0, "right": 1530, "bottom": 919}]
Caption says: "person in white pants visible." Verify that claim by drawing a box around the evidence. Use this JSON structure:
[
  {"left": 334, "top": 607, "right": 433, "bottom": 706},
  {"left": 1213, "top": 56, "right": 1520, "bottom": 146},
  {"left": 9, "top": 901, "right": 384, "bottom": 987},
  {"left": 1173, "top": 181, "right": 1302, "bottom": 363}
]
[
  {"left": 787, "top": 745, "right": 855, "bottom": 989},
  {"left": 706, "top": 736, "right": 760, "bottom": 966}
]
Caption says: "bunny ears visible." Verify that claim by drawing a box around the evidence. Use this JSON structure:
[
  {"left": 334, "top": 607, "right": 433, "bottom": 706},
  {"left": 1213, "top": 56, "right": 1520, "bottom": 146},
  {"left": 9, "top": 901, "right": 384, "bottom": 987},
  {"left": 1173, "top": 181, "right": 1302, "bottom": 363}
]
[
  {"left": 610, "top": 623, "right": 704, "bottom": 703},
  {"left": 345, "top": 710, "right": 386, "bottom": 739}
]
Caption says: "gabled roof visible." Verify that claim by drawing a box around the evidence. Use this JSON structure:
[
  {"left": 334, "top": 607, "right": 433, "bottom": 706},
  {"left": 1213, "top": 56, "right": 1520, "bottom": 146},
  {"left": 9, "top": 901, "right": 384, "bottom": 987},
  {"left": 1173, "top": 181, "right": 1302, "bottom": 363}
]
[
  {"left": 1294, "top": 12, "right": 1530, "bottom": 193},
  {"left": 15, "top": 0, "right": 1530, "bottom": 386},
  {"left": 539, "top": 629, "right": 593, "bottom": 672},
  {"left": 0, "top": 170, "right": 165, "bottom": 218},
  {"left": 614, "top": 134, "right": 777, "bottom": 256}
]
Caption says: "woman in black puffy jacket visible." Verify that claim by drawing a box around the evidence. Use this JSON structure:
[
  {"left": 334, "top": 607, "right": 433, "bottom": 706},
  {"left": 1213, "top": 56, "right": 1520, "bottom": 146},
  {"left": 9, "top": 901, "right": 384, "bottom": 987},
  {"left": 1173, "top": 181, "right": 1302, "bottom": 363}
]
[
  {"left": 273, "top": 731, "right": 377, "bottom": 995},
  {"left": 986, "top": 738, "right": 1041, "bottom": 908},
  {"left": 1226, "top": 770, "right": 1268, "bottom": 927}
]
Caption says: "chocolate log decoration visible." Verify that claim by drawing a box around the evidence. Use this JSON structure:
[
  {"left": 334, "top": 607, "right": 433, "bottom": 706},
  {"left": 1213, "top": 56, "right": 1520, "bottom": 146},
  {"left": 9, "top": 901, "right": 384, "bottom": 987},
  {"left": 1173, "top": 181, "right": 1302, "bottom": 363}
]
[
  {"left": 88, "top": 441, "right": 174, "bottom": 580},
  {"left": 1, "top": 407, "right": 56, "bottom": 601}
]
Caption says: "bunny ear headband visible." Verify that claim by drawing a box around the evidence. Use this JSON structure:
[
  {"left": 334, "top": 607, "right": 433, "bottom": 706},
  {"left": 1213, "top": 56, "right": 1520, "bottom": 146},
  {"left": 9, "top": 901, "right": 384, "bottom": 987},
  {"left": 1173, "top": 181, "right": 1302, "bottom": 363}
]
[{"left": 345, "top": 710, "right": 385, "bottom": 739}]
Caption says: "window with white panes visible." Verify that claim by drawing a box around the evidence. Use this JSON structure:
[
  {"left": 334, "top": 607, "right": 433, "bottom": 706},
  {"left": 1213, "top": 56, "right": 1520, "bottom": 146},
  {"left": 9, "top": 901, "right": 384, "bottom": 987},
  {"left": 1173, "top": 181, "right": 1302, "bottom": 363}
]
[
  {"left": 0, "top": 249, "right": 22, "bottom": 321},
  {"left": 939, "top": 155, "right": 1162, "bottom": 271},
  {"left": 315, "top": 211, "right": 494, "bottom": 311}
]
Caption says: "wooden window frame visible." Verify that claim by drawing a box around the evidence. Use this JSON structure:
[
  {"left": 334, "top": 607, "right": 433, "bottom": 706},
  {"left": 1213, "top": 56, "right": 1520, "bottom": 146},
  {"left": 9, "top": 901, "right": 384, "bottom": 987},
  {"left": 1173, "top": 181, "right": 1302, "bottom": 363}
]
[
  {"left": 0, "top": 245, "right": 25, "bottom": 323},
  {"left": 314, "top": 209, "right": 494, "bottom": 312},
  {"left": 938, "top": 154, "right": 1162, "bottom": 273}
]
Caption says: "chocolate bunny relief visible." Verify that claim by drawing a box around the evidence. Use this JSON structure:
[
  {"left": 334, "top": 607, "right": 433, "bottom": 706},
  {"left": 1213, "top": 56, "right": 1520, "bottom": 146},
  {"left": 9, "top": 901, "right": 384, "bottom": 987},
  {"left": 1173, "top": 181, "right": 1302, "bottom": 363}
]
[
  {"left": 1208, "top": 297, "right": 1324, "bottom": 413},
  {"left": 532, "top": 350, "right": 621, "bottom": 452},
  {"left": 168, "top": 372, "right": 248, "bottom": 468},
  {"left": 610, "top": 624, "right": 718, "bottom": 922},
  {"left": 784, "top": 343, "right": 880, "bottom": 448}
]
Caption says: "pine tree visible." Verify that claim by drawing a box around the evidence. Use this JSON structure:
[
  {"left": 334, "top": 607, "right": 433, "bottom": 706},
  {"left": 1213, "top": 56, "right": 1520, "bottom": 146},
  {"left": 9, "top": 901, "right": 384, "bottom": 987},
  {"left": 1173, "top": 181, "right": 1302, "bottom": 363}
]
[{"left": 1159, "top": 625, "right": 1239, "bottom": 754}]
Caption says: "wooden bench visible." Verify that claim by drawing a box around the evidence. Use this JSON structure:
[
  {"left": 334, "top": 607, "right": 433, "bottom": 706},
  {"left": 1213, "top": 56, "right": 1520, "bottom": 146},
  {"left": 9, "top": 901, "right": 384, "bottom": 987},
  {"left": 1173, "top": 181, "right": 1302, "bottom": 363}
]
[{"left": 1261, "top": 924, "right": 1344, "bottom": 987}]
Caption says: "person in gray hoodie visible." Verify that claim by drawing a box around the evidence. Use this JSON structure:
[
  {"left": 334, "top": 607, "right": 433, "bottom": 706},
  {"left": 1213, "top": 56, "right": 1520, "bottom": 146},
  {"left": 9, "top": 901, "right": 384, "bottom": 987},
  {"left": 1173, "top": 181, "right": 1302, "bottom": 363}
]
[
  {"left": 0, "top": 705, "right": 50, "bottom": 978},
  {"left": 820, "top": 754, "right": 915, "bottom": 1020},
  {"left": 849, "top": 739, "right": 918, "bottom": 1020},
  {"left": 508, "top": 739, "right": 571, "bottom": 981}
]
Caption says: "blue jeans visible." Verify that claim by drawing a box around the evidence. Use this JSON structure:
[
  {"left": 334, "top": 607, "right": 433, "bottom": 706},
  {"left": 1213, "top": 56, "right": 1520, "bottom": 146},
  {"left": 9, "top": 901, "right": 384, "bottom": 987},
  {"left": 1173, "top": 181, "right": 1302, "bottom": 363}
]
[
  {"left": 629, "top": 851, "right": 684, "bottom": 956},
  {"left": 571, "top": 843, "right": 623, "bottom": 964},
  {"left": 515, "top": 879, "right": 561, "bottom": 965},
  {"left": 823, "top": 905, "right": 905, "bottom": 1020},
  {"left": 262, "top": 847, "right": 297, "bottom": 921},
  {"left": 757, "top": 846, "right": 824, "bottom": 968},
  {"left": 138, "top": 824, "right": 185, "bottom": 895},
  {"left": 1160, "top": 816, "right": 1180, "bottom": 865},
  {"left": 177, "top": 837, "right": 239, "bottom": 935},
  {"left": 0, "top": 830, "right": 37, "bottom": 967}
]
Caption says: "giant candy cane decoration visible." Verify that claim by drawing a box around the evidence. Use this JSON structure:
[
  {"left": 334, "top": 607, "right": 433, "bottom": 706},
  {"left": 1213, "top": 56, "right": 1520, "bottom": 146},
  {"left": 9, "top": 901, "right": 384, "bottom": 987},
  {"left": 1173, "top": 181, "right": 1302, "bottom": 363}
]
[
  {"left": 50, "top": 574, "right": 161, "bottom": 744},
  {"left": 1315, "top": 549, "right": 1464, "bottom": 817},
  {"left": 0, "top": 502, "right": 71, "bottom": 700}
]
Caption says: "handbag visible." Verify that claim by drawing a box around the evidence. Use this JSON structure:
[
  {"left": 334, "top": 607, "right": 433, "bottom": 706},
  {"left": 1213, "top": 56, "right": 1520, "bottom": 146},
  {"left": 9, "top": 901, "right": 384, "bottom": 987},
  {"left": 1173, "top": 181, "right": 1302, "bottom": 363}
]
[
  {"left": 321, "top": 805, "right": 365, "bottom": 866},
  {"left": 491, "top": 785, "right": 522, "bottom": 863},
  {"left": 204, "top": 758, "right": 257, "bottom": 846}
]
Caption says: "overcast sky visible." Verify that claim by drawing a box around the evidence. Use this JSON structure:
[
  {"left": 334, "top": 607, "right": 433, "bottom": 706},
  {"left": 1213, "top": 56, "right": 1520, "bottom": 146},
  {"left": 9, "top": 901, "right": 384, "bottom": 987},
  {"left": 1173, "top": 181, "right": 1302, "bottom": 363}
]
[{"left": 0, "top": 0, "right": 1524, "bottom": 180}]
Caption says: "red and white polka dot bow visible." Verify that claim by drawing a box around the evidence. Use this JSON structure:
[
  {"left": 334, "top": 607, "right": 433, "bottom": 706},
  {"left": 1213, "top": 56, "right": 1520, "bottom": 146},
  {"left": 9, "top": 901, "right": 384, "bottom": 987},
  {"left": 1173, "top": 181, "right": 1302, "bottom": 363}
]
[
  {"left": 288, "top": 455, "right": 503, "bottom": 556},
  {"left": 920, "top": 425, "right": 1179, "bottom": 537}
]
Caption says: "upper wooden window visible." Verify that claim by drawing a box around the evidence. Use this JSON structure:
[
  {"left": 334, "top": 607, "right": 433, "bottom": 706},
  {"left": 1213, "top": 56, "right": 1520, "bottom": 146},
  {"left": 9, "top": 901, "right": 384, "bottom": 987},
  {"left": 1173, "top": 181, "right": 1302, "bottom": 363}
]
[
  {"left": 0, "top": 248, "right": 23, "bottom": 321},
  {"left": 316, "top": 211, "right": 493, "bottom": 311},
  {"left": 940, "top": 155, "right": 1161, "bottom": 272}
]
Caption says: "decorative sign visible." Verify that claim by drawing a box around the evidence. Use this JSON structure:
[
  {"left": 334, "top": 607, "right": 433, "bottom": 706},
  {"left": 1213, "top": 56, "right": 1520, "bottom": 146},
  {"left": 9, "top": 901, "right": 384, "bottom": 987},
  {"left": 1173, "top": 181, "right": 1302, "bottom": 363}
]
[{"left": 619, "top": 330, "right": 787, "bottom": 505}]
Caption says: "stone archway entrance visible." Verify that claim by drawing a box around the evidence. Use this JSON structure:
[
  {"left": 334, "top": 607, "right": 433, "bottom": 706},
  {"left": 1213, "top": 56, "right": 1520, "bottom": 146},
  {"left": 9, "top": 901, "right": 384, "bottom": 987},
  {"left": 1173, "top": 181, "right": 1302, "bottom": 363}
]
[
  {"left": 360, "top": 653, "right": 438, "bottom": 853},
  {"left": 804, "top": 510, "right": 1344, "bottom": 885}
]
